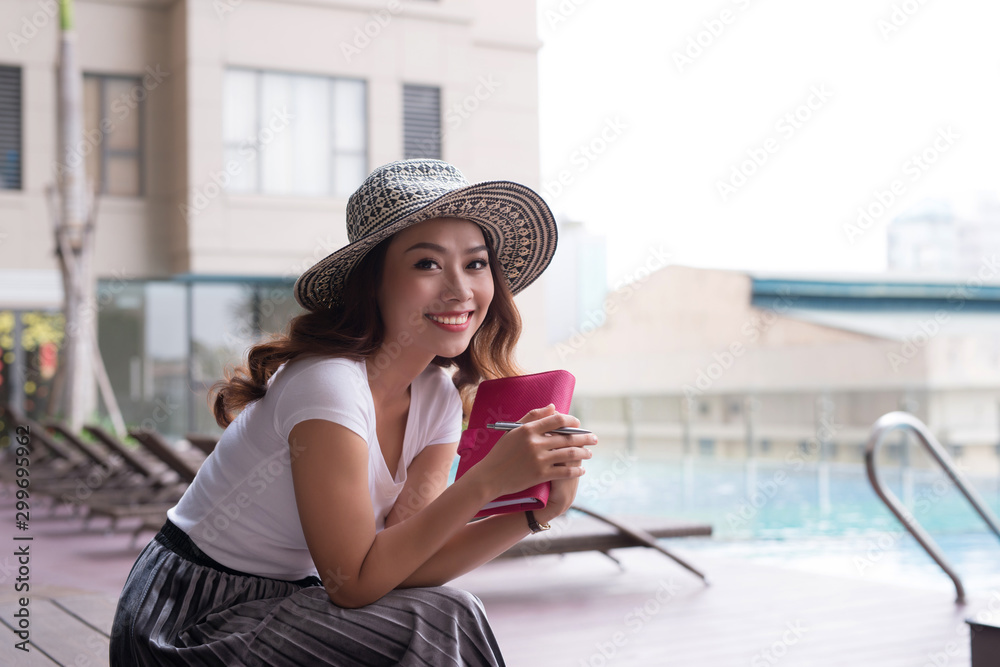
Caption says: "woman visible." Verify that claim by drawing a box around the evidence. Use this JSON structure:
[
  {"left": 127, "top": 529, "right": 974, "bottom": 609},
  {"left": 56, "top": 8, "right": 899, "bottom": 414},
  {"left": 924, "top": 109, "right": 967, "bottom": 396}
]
[{"left": 110, "top": 159, "right": 596, "bottom": 666}]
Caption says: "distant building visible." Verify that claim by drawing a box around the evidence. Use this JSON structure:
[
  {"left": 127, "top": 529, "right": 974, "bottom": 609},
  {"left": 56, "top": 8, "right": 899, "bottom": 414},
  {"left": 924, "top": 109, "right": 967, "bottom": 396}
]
[
  {"left": 888, "top": 194, "right": 1000, "bottom": 276},
  {"left": 543, "top": 220, "right": 607, "bottom": 345},
  {"left": 548, "top": 265, "right": 1000, "bottom": 474}
]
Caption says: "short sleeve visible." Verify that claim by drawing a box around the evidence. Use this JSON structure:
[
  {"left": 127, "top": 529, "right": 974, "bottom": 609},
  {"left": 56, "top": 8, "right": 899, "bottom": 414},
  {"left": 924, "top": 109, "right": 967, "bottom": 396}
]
[{"left": 272, "top": 358, "right": 373, "bottom": 444}]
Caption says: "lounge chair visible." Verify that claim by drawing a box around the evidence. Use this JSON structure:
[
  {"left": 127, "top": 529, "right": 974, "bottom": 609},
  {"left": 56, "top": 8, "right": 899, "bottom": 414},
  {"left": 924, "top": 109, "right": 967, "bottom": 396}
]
[
  {"left": 45, "top": 422, "right": 147, "bottom": 490},
  {"left": 78, "top": 429, "right": 205, "bottom": 539},
  {"left": 0, "top": 404, "right": 86, "bottom": 472},
  {"left": 495, "top": 505, "right": 712, "bottom": 583},
  {"left": 73, "top": 426, "right": 190, "bottom": 532},
  {"left": 0, "top": 409, "right": 105, "bottom": 512},
  {"left": 82, "top": 424, "right": 179, "bottom": 488},
  {"left": 127, "top": 429, "right": 202, "bottom": 484}
]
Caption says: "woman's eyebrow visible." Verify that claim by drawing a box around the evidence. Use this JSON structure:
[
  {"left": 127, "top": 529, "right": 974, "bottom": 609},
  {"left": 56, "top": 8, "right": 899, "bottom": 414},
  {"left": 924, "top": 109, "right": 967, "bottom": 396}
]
[{"left": 404, "top": 242, "right": 489, "bottom": 254}]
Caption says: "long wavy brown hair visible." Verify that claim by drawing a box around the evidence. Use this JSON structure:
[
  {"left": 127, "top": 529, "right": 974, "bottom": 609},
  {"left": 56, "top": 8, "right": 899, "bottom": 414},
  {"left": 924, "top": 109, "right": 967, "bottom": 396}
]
[{"left": 210, "top": 232, "right": 524, "bottom": 428}]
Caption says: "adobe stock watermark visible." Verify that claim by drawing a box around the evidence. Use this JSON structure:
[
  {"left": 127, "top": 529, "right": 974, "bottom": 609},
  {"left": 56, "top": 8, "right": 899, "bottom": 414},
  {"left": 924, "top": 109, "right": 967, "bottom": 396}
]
[
  {"left": 672, "top": 0, "right": 756, "bottom": 73},
  {"left": 213, "top": 0, "right": 246, "bottom": 19},
  {"left": 541, "top": 116, "right": 628, "bottom": 201},
  {"left": 64, "top": 269, "right": 133, "bottom": 340},
  {"left": 194, "top": 438, "right": 310, "bottom": 545},
  {"left": 579, "top": 579, "right": 679, "bottom": 667},
  {"left": 365, "top": 291, "right": 485, "bottom": 380},
  {"left": 852, "top": 475, "right": 954, "bottom": 575},
  {"left": 716, "top": 84, "right": 833, "bottom": 202},
  {"left": 339, "top": 0, "right": 406, "bottom": 63},
  {"left": 750, "top": 619, "right": 808, "bottom": 667},
  {"left": 541, "top": 0, "right": 594, "bottom": 32},
  {"left": 579, "top": 450, "right": 637, "bottom": 503},
  {"left": 913, "top": 590, "right": 1000, "bottom": 667},
  {"left": 7, "top": 0, "right": 57, "bottom": 54},
  {"left": 179, "top": 107, "right": 293, "bottom": 221},
  {"left": 877, "top": 0, "right": 932, "bottom": 40},
  {"left": 725, "top": 413, "right": 841, "bottom": 531},
  {"left": 407, "top": 75, "right": 503, "bottom": 159},
  {"left": 58, "top": 453, "right": 124, "bottom": 510},
  {"left": 886, "top": 253, "right": 1000, "bottom": 371},
  {"left": 683, "top": 288, "right": 796, "bottom": 397},
  {"left": 843, "top": 125, "right": 959, "bottom": 244},
  {"left": 555, "top": 245, "right": 670, "bottom": 360},
  {"left": 52, "top": 66, "right": 170, "bottom": 182}
]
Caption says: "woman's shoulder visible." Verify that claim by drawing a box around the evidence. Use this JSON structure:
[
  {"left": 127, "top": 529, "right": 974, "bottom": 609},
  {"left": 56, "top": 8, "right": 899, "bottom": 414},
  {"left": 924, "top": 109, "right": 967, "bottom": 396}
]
[
  {"left": 277, "top": 355, "right": 366, "bottom": 382},
  {"left": 269, "top": 356, "right": 369, "bottom": 399}
]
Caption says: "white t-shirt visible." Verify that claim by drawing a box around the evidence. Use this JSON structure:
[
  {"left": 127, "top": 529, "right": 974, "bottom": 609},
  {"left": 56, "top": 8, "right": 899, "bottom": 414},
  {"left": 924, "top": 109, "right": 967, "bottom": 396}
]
[{"left": 167, "top": 357, "right": 463, "bottom": 581}]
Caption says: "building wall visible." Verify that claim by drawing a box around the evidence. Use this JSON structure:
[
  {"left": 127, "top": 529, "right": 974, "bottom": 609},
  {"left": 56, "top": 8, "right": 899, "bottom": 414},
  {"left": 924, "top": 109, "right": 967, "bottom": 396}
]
[
  {"left": 0, "top": 0, "right": 545, "bottom": 421},
  {"left": 0, "top": 0, "right": 176, "bottom": 279},
  {"left": 178, "top": 0, "right": 543, "bottom": 278},
  {"left": 1, "top": 0, "right": 545, "bottom": 277},
  {"left": 0, "top": 0, "right": 554, "bottom": 365}
]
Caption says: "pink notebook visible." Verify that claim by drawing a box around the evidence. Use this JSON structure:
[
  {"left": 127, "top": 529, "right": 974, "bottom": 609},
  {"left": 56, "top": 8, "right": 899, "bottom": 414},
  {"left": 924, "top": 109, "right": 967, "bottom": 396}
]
[{"left": 454, "top": 370, "right": 577, "bottom": 518}]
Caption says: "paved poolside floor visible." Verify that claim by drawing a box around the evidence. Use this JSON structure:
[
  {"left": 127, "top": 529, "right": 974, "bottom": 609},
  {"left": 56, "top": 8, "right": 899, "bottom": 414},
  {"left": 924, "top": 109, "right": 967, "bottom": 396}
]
[{"left": 0, "top": 499, "right": 995, "bottom": 666}]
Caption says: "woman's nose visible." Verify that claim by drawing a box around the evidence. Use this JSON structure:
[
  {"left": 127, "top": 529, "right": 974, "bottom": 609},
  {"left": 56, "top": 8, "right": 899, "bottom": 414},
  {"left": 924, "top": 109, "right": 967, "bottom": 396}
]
[{"left": 442, "top": 268, "right": 473, "bottom": 301}]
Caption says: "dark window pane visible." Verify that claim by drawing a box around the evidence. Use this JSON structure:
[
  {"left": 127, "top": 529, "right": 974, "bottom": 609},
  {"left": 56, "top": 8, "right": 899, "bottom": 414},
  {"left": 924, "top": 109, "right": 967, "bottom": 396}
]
[
  {"left": 403, "top": 84, "right": 441, "bottom": 159},
  {"left": 0, "top": 66, "right": 23, "bottom": 190}
]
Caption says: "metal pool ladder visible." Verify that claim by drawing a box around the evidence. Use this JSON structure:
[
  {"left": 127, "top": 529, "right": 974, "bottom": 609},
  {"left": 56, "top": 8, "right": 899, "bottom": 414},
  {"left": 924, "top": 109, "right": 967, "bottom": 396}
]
[{"left": 865, "top": 411, "right": 1000, "bottom": 604}]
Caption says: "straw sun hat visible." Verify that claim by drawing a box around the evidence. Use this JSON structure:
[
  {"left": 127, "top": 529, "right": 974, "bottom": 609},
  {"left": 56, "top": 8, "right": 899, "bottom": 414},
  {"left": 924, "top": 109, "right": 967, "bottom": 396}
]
[{"left": 294, "top": 159, "right": 559, "bottom": 311}]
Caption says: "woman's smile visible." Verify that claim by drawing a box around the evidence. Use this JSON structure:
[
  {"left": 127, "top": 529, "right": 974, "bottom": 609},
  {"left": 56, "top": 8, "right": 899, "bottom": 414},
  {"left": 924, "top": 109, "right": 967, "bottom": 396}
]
[{"left": 425, "top": 310, "right": 474, "bottom": 330}]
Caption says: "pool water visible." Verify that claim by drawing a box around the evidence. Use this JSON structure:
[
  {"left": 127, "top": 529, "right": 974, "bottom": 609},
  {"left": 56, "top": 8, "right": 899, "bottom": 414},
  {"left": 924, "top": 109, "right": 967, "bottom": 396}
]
[{"left": 574, "top": 453, "right": 1000, "bottom": 595}]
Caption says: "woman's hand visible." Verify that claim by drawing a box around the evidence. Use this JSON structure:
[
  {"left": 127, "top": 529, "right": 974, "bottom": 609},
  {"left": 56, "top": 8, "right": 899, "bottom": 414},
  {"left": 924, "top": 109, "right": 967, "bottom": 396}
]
[
  {"left": 531, "top": 405, "right": 596, "bottom": 524},
  {"left": 472, "top": 403, "right": 595, "bottom": 521}
]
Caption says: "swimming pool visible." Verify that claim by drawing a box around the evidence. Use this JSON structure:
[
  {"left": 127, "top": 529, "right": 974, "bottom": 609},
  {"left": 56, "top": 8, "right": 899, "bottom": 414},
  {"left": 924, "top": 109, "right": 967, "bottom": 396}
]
[{"left": 576, "top": 451, "right": 1000, "bottom": 595}]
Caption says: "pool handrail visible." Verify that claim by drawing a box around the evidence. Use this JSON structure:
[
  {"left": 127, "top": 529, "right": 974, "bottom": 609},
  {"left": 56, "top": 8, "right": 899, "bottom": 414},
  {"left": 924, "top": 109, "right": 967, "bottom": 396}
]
[{"left": 864, "top": 411, "right": 1000, "bottom": 604}]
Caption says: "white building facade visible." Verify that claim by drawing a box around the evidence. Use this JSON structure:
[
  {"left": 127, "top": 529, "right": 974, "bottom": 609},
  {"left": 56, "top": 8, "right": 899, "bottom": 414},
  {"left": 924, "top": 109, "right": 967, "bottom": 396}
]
[{"left": 0, "top": 0, "right": 553, "bottom": 435}]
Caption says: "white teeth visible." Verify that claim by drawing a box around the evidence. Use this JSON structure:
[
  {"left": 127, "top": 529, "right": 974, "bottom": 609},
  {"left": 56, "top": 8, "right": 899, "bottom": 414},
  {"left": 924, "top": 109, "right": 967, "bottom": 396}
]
[{"left": 427, "top": 312, "right": 470, "bottom": 325}]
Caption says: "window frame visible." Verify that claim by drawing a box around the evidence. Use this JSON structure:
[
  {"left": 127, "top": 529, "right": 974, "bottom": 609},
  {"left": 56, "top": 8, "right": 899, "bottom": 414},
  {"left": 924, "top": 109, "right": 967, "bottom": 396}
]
[
  {"left": 82, "top": 72, "right": 146, "bottom": 197},
  {"left": 223, "top": 67, "right": 369, "bottom": 198}
]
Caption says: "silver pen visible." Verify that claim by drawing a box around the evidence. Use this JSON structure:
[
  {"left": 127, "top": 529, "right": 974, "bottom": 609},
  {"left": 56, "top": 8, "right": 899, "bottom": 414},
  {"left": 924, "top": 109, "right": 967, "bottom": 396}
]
[{"left": 486, "top": 421, "right": 592, "bottom": 436}]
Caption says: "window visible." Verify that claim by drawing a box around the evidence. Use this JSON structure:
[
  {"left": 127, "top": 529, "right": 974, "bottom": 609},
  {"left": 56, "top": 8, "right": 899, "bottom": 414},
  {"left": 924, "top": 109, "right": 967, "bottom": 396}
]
[
  {"left": 698, "top": 438, "right": 715, "bottom": 458},
  {"left": 82, "top": 75, "right": 144, "bottom": 196},
  {"left": 0, "top": 66, "right": 22, "bottom": 190},
  {"left": 223, "top": 69, "right": 367, "bottom": 198},
  {"left": 403, "top": 84, "right": 441, "bottom": 159}
]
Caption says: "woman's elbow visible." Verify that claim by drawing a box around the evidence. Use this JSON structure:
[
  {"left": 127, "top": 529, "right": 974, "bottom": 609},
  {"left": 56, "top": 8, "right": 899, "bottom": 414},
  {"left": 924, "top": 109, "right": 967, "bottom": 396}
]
[{"left": 324, "top": 583, "right": 381, "bottom": 609}]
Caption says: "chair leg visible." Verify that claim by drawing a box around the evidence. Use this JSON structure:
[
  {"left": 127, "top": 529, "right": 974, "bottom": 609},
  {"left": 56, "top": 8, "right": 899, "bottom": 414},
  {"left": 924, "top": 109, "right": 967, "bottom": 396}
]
[
  {"left": 571, "top": 505, "right": 710, "bottom": 584},
  {"left": 598, "top": 549, "right": 626, "bottom": 571}
]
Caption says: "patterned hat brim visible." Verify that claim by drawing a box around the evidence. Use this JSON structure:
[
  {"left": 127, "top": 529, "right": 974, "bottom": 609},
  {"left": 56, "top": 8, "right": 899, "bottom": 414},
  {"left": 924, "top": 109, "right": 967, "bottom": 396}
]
[{"left": 294, "top": 180, "right": 558, "bottom": 311}]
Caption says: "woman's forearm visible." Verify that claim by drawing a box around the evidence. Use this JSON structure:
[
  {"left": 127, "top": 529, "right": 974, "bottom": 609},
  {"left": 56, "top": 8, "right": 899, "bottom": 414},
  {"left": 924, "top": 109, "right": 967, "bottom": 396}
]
[
  {"left": 329, "top": 468, "right": 498, "bottom": 607},
  {"left": 397, "top": 512, "right": 531, "bottom": 588}
]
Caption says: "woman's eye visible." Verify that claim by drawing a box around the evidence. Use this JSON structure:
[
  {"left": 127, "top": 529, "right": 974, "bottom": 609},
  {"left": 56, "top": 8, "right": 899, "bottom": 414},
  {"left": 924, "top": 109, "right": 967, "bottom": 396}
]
[
  {"left": 414, "top": 259, "right": 439, "bottom": 270},
  {"left": 469, "top": 258, "right": 488, "bottom": 270}
]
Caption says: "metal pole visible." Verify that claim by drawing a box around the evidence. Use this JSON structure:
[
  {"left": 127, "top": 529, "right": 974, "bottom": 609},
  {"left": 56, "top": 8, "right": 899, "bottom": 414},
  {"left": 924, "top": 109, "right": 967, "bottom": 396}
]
[{"left": 865, "top": 411, "right": 1000, "bottom": 604}]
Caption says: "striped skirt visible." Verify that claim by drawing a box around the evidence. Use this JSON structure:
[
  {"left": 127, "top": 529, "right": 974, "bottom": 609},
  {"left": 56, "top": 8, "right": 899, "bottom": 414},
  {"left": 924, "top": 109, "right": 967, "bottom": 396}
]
[{"left": 110, "top": 521, "right": 505, "bottom": 666}]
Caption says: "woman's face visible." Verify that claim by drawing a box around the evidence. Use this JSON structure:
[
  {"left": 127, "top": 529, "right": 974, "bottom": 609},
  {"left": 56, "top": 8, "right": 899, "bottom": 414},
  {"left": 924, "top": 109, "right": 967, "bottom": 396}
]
[{"left": 377, "top": 217, "right": 495, "bottom": 361}]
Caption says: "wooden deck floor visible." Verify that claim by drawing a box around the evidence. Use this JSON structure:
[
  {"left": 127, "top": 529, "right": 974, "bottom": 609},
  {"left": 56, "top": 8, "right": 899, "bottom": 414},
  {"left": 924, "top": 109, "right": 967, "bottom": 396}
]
[
  {"left": 0, "top": 502, "right": 995, "bottom": 666},
  {"left": 456, "top": 548, "right": 992, "bottom": 666}
]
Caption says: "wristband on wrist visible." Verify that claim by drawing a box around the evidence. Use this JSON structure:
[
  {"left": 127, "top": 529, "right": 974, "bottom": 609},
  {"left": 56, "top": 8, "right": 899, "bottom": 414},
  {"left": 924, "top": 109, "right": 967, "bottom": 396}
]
[{"left": 526, "top": 510, "right": 550, "bottom": 534}]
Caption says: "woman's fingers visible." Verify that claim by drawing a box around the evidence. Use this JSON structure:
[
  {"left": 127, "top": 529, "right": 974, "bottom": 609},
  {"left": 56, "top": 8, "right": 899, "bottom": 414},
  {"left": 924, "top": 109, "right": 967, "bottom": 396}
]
[
  {"left": 516, "top": 404, "right": 558, "bottom": 423},
  {"left": 544, "top": 445, "right": 591, "bottom": 468}
]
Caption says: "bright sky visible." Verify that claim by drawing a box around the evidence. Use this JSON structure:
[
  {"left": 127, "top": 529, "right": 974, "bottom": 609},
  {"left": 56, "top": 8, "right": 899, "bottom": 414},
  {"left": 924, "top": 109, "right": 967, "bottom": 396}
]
[{"left": 535, "top": 0, "right": 1000, "bottom": 285}]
